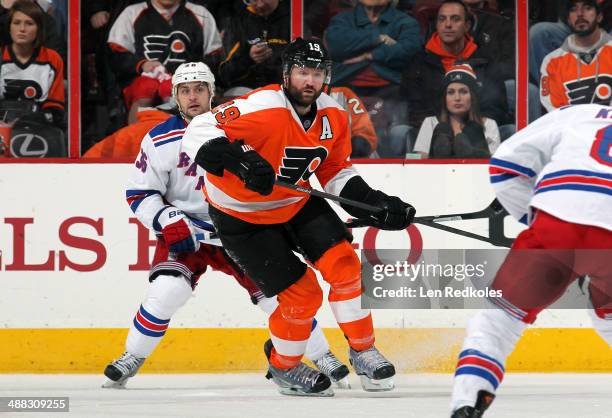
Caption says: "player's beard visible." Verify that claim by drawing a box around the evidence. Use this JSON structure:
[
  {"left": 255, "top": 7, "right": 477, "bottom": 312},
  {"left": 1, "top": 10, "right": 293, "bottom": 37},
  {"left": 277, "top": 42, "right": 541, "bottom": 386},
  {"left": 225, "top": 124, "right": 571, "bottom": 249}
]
[{"left": 287, "top": 83, "right": 323, "bottom": 107}]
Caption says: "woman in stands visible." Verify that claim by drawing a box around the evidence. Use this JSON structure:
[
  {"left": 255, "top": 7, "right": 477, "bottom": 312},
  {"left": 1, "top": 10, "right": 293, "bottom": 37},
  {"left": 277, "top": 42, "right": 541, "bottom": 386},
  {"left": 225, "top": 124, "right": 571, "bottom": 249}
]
[
  {"left": 0, "top": 0, "right": 64, "bottom": 128},
  {"left": 413, "top": 64, "right": 500, "bottom": 159}
]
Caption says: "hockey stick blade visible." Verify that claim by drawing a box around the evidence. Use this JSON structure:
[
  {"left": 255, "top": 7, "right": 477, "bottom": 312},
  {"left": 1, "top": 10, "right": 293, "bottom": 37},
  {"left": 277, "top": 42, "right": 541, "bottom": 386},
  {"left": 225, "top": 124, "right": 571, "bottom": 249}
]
[{"left": 275, "top": 180, "right": 383, "bottom": 214}]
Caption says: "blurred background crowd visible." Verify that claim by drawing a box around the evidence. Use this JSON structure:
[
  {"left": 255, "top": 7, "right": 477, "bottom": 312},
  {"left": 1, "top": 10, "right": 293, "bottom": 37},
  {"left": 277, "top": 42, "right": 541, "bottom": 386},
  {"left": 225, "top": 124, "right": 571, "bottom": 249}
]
[{"left": 0, "top": 0, "right": 609, "bottom": 159}]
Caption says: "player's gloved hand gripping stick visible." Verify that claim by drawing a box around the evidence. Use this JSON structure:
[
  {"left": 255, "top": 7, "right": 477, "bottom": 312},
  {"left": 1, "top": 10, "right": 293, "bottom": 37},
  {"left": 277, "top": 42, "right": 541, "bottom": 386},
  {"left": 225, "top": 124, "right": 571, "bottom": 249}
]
[{"left": 275, "top": 180, "right": 415, "bottom": 231}]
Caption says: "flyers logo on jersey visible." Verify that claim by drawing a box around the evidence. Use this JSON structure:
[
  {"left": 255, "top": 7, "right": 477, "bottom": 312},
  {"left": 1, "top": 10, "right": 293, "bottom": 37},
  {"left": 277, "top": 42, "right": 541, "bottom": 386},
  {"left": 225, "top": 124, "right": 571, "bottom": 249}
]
[
  {"left": 143, "top": 31, "right": 191, "bottom": 65},
  {"left": 4, "top": 79, "right": 43, "bottom": 100},
  {"left": 277, "top": 146, "right": 328, "bottom": 184},
  {"left": 565, "top": 75, "right": 612, "bottom": 105}
]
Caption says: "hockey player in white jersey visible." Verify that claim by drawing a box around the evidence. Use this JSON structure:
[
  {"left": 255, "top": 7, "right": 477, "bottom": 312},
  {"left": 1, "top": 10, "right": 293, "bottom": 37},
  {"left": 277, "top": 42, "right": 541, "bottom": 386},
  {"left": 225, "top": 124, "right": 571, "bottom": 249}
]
[
  {"left": 450, "top": 104, "right": 612, "bottom": 417},
  {"left": 102, "top": 62, "right": 350, "bottom": 389}
]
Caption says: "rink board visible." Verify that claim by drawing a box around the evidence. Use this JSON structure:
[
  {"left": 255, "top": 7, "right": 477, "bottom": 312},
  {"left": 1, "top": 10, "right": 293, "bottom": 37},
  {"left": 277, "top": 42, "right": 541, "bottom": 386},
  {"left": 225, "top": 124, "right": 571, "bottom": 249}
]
[
  {"left": 1, "top": 163, "right": 610, "bottom": 373},
  {"left": 1, "top": 328, "right": 611, "bottom": 373}
]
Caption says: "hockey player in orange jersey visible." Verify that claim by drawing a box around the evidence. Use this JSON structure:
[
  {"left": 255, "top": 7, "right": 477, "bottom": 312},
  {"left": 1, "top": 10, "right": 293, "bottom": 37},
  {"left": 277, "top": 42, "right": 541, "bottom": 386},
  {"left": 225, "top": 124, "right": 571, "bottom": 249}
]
[{"left": 182, "top": 38, "right": 415, "bottom": 396}]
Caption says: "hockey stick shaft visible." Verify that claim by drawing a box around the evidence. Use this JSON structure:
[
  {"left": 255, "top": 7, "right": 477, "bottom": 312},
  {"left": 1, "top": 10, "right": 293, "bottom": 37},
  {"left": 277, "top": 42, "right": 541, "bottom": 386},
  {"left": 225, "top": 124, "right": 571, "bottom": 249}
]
[
  {"left": 413, "top": 219, "right": 510, "bottom": 247},
  {"left": 345, "top": 217, "right": 509, "bottom": 247},
  {"left": 275, "top": 180, "right": 383, "bottom": 214},
  {"left": 416, "top": 200, "right": 501, "bottom": 223}
]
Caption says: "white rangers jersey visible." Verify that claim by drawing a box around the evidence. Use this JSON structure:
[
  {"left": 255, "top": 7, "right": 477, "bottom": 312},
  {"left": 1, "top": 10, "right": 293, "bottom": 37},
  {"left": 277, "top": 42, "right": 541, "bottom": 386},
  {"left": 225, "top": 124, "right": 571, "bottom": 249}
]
[
  {"left": 126, "top": 114, "right": 219, "bottom": 243},
  {"left": 489, "top": 104, "right": 612, "bottom": 231}
]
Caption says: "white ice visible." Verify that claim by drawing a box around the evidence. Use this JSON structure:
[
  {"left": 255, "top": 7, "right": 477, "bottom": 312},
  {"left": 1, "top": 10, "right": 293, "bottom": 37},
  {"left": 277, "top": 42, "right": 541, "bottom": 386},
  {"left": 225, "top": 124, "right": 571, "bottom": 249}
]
[{"left": 1, "top": 373, "right": 611, "bottom": 418}]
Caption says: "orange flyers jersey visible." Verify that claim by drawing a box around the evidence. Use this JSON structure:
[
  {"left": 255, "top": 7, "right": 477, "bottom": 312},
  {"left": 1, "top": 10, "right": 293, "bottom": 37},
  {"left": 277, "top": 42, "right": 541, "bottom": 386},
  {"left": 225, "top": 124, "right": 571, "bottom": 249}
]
[
  {"left": 329, "top": 86, "right": 377, "bottom": 152},
  {"left": 0, "top": 46, "right": 64, "bottom": 110},
  {"left": 181, "top": 84, "right": 360, "bottom": 224},
  {"left": 540, "top": 39, "right": 612, "bottom": 112}
]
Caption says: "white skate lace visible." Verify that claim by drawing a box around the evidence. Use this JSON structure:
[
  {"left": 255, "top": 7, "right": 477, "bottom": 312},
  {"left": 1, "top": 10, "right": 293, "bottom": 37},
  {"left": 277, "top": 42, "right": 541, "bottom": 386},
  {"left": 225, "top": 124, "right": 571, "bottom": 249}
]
[
  {"left": 352, "top": 347, "right": 390, "bottom": 373},
  {"left": 283, "top": 363, "right": 321, "bottom": 386},
  {"left": 313, "top": 352, "right": 343, "bottom": 377},
  {"left": 112, "top": 352, "right": 144, "bottom": 377}
]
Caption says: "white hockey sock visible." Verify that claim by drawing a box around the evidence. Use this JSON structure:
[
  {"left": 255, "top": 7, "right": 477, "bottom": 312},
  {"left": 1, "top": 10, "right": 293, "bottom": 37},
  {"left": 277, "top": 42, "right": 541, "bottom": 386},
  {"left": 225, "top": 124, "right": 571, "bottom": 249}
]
[
  {"left": 126, "top": 274, "right": 192, "bottom": 358},
  {"left": 257, "top": 296, "right": 279, "bottom": 315},
  {"left": 589, "top": 309, "right": 612, "bottom": 347},
  {"left": 451, "top": 307, "right": 527, "bottom": 412},
  {"left": 304, "top": 319, "right": 330, "bottom": 361},
  {"left": 256, "top": 296, "right": 330, "bottom": 361}
]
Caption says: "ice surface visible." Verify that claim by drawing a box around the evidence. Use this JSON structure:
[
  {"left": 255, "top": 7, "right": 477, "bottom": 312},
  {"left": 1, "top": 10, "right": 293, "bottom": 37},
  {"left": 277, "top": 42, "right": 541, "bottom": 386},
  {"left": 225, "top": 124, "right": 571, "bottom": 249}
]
[{"left": 1, "top": 373, "right": 611, "bottom": 418}]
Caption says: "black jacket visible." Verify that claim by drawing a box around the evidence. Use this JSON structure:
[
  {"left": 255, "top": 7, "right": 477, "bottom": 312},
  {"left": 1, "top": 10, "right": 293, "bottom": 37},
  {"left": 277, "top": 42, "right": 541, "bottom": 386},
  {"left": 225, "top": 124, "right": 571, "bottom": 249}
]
[
  {"left": 400, "top": 48, "right": 510, "bottom": 128},
  {"left": 470, "top": 9, "right": 515, "bottom": 81},
  {"left": 218, "top": 1, "right": 293, "bottom": 89}
]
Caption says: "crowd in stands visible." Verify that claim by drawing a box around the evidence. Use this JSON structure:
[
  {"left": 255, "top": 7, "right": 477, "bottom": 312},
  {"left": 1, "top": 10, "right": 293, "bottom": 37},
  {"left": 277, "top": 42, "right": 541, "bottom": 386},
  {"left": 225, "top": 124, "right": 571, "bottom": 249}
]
[{"left": 0, "top": 0, "right": 610, "bottom": 159}]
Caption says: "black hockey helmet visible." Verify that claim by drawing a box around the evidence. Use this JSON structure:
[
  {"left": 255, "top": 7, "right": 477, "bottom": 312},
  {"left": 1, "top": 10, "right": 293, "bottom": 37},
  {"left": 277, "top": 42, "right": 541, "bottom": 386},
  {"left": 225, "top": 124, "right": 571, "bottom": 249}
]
[{"left": 282, "top": 38, "right": 333, "bottom": 88}]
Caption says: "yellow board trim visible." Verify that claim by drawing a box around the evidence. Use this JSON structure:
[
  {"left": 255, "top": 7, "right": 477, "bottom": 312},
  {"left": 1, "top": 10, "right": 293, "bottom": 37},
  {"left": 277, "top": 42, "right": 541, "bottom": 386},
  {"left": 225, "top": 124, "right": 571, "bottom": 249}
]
[{"left": 1, "top": 328, "right": 610, "bottom": 373}]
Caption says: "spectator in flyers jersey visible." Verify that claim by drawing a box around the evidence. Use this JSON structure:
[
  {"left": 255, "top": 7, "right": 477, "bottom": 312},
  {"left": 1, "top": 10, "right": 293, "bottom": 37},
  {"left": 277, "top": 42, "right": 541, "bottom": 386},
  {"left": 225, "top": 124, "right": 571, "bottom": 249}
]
[
  {"left": 540, "top": 0, "right": 612, "bottom": 112},
  {"left": 107, "top": 0, "right": 223, "bottom": 124},
  {"left": 0, "top": 0, "right": 65, "bottom": 128},
  {"left": 0, "top": 0, "right": 65, "bottom": 63}
]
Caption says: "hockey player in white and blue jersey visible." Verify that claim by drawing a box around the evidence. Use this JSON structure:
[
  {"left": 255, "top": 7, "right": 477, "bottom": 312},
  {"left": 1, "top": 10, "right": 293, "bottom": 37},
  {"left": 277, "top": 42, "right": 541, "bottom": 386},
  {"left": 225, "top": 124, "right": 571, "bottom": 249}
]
[
  {"left": 102, "top": 62, "right": 350, "bottom": 389},
  {"left": 450, "top": 104, "right": 612, "bottom": 418}
]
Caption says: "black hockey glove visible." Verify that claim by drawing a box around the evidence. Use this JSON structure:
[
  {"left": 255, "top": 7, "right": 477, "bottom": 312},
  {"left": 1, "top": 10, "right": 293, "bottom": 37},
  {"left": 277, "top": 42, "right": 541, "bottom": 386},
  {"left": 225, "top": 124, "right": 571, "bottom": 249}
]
[
  {"left": 222, "top": 140, "right": 275, "bottom": 196},
  {"left": 340, "top": 176, "right": 415, "bottom": 230},
  {"left": 363, "top": 190, "right": 416, "bottom": 230}
]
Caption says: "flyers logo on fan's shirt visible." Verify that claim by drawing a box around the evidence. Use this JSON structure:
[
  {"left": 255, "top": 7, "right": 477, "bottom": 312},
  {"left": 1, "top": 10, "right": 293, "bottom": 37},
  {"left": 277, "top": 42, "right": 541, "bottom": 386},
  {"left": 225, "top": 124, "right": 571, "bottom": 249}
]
[
  {"left": 143, "top": 31, "right": 191, "bottom": 66},
  {"left": 3, "top": 79, "right": 42, "bottom": 100},
  {"left": 565, "top": 75, "right": 612, "bottom": 105},
  {"left": 0, "top": 46, "right": 64, "bottom": 110}
]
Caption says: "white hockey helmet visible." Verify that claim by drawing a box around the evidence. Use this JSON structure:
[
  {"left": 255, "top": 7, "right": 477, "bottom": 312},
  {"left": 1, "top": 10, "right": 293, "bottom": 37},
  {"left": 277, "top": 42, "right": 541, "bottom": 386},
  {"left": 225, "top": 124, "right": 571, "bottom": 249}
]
[{"left": 171, "top": 62, "right": 216, "bottom": 110}]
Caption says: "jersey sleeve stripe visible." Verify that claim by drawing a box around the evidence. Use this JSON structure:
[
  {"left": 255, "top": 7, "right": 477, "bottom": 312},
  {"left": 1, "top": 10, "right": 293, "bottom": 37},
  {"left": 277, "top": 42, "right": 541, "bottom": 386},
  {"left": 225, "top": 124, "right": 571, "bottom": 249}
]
[
  {"left": 535, "top": 183, "right": 612, "bottom": 196},
  {"left": 323, "top": 166, "right": 359, "bottom": 196},
  {"left": 490, "top": 172, "right": 519, "bottom": 184},
  {"left": 154, "top": 137, "right": 183, "bottom": 147},
  {"left": 539, "top": 169, "right": 612, "bottom": 181},
  {"left": 126, "top": 189, "right": 161, "bottom": 212},
  {"left": 187, "top": 216, "right": 216, "bottom": 232},
  {"left": 489, "top": 158, "right": 537, "bottom": 178}
]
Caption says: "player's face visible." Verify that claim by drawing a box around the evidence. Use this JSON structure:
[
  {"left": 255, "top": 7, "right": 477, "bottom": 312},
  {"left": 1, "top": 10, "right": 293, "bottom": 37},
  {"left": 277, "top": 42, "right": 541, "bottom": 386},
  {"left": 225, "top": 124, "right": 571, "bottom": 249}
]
[
  {"left": 568, "top": 3, "right": 602, "bottom": 36},
  {"left": 436, "top": 3, "right": 470, "bottom": 45},
  {"left": 176, "top": 81, "right": 211, "bottom": 120},
  {"left": 287, "top": 66, "right": 326, "bottom": 107},
  {"left": 446, "top": 82, "right": 472, "bottom": 116},
  {"left": 10, "top": 11, "right": 37, "bottom": 47}
]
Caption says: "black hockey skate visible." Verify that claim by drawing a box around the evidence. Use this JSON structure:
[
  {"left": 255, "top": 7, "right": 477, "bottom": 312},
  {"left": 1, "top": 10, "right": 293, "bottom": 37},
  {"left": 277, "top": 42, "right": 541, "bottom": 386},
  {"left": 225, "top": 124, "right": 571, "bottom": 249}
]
[
  {"left": 451, "top": 390, "right": 496, "bottom": 418},
  {"left": 313, "top": 351, "right": 351, "bottom": 389},
  {"left": 263, "top": 339, "right": 334, "bottom": 397},
  {"left": 349, "top": 346, "right": 395, "bottom": 391},
  {"left": 102, "top": 352, "right": 145, "bottom": 389}
]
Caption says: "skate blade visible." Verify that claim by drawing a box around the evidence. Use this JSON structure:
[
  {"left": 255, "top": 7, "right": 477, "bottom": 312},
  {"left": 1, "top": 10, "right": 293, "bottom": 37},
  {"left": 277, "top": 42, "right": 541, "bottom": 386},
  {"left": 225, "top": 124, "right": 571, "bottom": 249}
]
[
  {"left": 359, "top": 375, "right": 394, "bottom": 392},
  {"left": 333, "top": 376, "right": 351, "bottom": 389},
  {"left": 101, "top": 379, "right": 127, "bottom": 389},
  {"left": 277, "top": 386, "right": 335, "bottom": 397}
]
